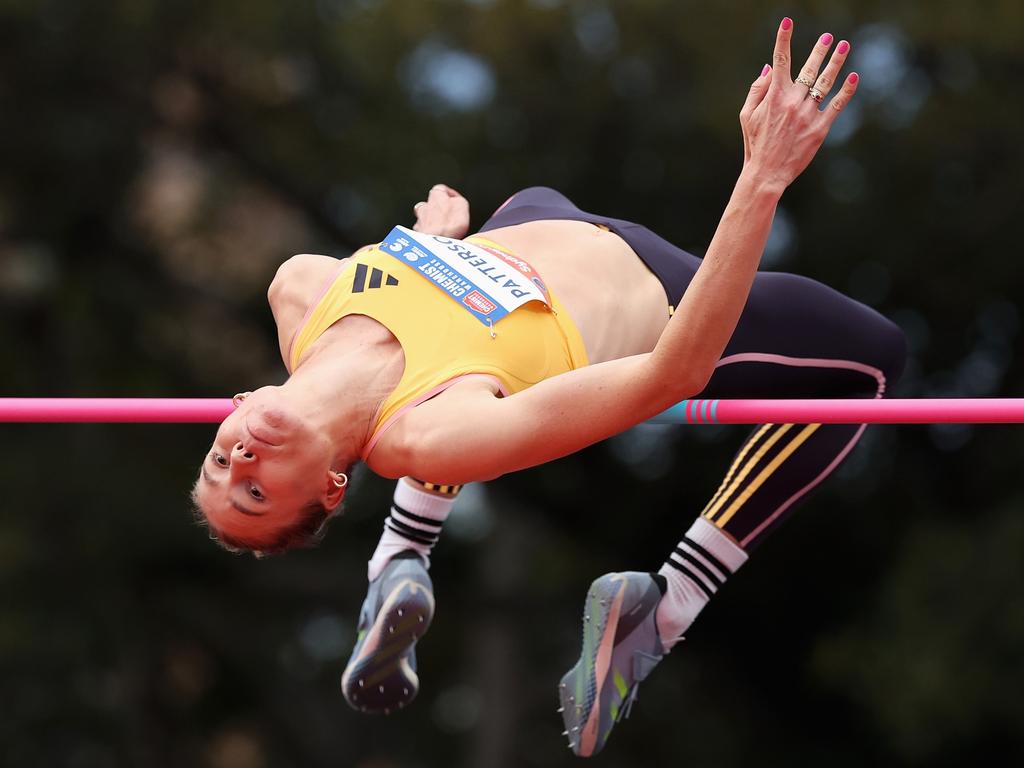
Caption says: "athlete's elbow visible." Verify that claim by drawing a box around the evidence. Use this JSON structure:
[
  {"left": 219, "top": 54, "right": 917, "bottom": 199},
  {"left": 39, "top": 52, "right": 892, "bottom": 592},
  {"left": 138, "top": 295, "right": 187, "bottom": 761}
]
[
  {"left": 647, "top": 353, "right": 711, "bottom": 408},
  {"left": 654, "top": 376, "right": 707, "bottom": 415},
  {"left": 685, "top": 366, "right": 714, "bottom": 399}
]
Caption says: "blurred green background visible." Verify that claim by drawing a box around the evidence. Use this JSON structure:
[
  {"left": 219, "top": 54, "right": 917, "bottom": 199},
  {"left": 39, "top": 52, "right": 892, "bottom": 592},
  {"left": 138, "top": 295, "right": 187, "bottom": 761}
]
[{"left": 2, "top": 0, "right": 1023, "bottom": 766}]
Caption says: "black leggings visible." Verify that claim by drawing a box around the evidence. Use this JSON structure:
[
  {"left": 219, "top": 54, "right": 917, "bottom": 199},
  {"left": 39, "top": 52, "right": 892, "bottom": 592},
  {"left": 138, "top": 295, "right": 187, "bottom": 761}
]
[{"left": 480, "top": 187, "right": 907, "bottom": 550}]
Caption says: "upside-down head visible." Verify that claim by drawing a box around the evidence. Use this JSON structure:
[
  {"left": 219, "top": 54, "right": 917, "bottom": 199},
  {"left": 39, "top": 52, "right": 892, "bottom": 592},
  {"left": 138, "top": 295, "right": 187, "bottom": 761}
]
[{"left": 191, "top": 387, "right": 351, "bottom": 556}]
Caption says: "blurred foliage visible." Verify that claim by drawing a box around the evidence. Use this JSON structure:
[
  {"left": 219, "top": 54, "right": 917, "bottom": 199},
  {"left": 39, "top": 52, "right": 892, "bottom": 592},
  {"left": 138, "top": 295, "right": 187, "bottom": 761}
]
[{"left": 1, "top": 0, "right": 1023, "bottom": 766}]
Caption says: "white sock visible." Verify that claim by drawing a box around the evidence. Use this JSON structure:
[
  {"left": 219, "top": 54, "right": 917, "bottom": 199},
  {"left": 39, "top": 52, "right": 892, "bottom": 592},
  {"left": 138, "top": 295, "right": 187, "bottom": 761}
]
[
  {"left": 656, "top": 517, "right": 748, "bottom": 649},
  {"left": 366, "top": 477, "right": 460, "bottom": 582}
]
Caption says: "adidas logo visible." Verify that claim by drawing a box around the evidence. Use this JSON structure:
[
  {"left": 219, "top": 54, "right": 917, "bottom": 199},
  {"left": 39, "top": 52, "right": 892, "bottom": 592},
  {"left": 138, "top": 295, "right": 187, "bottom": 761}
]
[{"left": 353, "top": 263, "right": 399, "bottom": 293}]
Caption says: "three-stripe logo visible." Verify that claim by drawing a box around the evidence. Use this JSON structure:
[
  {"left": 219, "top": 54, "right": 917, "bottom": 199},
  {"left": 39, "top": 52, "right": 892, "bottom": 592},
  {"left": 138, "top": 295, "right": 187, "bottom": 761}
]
[{"left": 353, "top": 263, "right": 400, "bottom": 293}]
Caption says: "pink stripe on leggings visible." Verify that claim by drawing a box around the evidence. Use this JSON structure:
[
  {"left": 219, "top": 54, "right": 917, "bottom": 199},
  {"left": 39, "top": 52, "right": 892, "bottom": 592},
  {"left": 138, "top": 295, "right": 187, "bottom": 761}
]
[
  {"left": 715, "top": 352, "right": 887, "bottom": 395},
  {"left": 710, "top": 351, "right": 887, "bottom": 548},
  {"left": 740, "top": 423, "right": 868, "bottom": 547}
]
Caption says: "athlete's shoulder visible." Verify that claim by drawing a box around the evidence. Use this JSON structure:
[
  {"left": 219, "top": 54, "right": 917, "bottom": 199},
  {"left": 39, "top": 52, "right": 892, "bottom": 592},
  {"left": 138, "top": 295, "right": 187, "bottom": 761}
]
[
  {"left": 269, "top": 252, "right": 361, "bottom": 368},
  {"left": 269, "top": 253, "right": 342, "bottom": 301},
  {"left": 268, "top": 246, "right": 386, "bottom": 311}
]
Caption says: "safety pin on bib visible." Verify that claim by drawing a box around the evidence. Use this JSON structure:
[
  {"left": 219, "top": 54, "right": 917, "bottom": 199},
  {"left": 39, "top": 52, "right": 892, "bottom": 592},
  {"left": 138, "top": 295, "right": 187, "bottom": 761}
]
[{"left": 486, "top": 317, "right": 496, "bottom": 340}]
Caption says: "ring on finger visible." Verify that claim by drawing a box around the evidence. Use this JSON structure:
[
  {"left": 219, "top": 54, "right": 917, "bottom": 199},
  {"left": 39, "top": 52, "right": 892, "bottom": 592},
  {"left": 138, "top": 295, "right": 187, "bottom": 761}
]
[
  {"left": 808, "top": 87, "right": 825, "bottom": 103},
  {"left": 795, "top": 74, "right": 816, "bottom": 88}
]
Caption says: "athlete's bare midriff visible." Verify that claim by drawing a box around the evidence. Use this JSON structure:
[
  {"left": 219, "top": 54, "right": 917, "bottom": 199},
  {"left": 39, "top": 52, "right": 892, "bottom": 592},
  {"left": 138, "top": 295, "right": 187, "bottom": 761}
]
[{"left": 478, "top": 220, "right": 670, "bottom": 363}]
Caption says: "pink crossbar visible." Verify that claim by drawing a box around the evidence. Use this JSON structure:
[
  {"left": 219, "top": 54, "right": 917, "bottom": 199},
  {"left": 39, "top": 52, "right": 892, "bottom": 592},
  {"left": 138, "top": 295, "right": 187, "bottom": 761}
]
[
  {"left": 0, "top": 398, "right": 235, "bottom": 423},
  {"left": 1, "top": 397, "right": 1024, "bottom": 424}
]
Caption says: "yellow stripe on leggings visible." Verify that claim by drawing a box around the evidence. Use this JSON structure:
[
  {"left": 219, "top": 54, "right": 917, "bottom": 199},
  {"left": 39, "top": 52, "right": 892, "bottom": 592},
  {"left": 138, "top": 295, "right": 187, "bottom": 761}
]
[
  {"left": 714, "top": 424, "right": 822, "bottom": 528},
  {"left": 704, "top": 424, "right": 793, "bottom": 523},
  {"left": 701, "top": 423, "right": 774, "bottom": 518}
]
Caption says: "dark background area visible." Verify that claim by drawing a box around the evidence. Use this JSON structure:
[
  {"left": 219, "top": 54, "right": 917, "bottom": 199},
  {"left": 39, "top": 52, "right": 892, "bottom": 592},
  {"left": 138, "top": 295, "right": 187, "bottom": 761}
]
[{"left": 2, "top": 1, "right": 1023, "bottom": 766}]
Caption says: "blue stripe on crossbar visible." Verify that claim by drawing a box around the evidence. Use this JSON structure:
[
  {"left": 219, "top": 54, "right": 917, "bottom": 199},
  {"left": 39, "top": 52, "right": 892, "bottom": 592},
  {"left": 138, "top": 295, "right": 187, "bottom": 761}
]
[{"left": 650, "top": 400, "right": 721, "bottom": 425}]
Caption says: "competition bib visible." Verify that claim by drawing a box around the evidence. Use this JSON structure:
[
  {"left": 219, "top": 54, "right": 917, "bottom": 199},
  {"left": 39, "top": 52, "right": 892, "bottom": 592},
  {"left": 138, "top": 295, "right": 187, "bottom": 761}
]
[{"left": 379, "top": 226, "right": 551, "bottom": 327}]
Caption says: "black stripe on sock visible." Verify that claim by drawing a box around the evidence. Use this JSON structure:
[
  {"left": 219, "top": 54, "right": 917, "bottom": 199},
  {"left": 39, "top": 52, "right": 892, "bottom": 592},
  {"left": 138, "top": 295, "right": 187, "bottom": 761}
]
[
  {"left": 352, "top": 262, "right": 368, "bottom": 293},
  {"left": 388, "top": 513, "right": 440, "bottom": 539},
  {"left": 673, "top": 547, "right": 724, "bottom": 590},
  {"left": 388, "top": 513, "right": 441, "bottom": 541},
  {"left": 386, "top": 519, "right": 437, "bottom": 546},
  {"left": 392, "top": 503, "right": 444, "bottom": 530},
  {"left": 681, "top": 536, "right": 732, "bottom": 579},
  {"left": 664, "top": 558, "right": 715, "bottom": 599}
]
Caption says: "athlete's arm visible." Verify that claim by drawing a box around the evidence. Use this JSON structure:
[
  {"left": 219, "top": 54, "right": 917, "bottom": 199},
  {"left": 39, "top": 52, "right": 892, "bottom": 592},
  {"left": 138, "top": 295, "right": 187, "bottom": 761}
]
[
  {"left": 387, "top": 164, "right": 783, "bottom": 483},
  {"left": 391, "top": 163, "right": 791, "bottom": 484},
  {"left": 381, "top": 354, "right": 694, "bottom": 484},
  {"left": 387, "top": 24, "right": 860, "bottom": 484}
]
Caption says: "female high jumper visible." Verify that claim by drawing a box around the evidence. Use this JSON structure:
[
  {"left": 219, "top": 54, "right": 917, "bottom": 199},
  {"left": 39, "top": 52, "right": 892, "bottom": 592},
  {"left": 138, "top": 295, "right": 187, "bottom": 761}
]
[{"left": 192, "top": 19, "right": 906, "bottom": 757}]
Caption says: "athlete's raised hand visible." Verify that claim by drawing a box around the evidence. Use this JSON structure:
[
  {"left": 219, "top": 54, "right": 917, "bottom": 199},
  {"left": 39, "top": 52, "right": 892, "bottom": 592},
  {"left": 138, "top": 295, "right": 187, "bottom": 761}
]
[
  {"left": 739, "top": 17, "right": 859, "bottom": 189},
  {"left": 412, "top": 183, "right": 470, "bottom": 239}
]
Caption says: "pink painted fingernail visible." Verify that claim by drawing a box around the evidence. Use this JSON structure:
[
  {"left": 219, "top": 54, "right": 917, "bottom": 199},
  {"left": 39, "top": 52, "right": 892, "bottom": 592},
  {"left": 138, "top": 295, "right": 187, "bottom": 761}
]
[
  {"left": 837, "top": 40, "right": 850, "bottom": 55},
  {"left": 781, "top": 17, "right": 792, "bottom": 30},
  {"left": 761, "top": 64, "right": 771, "bottom": 77},
  {"left": 849, "top": 72, "right": 859, "bottom": 84},
  {"left": 820, "top": 33, "right": 833, "bottom": 47}
]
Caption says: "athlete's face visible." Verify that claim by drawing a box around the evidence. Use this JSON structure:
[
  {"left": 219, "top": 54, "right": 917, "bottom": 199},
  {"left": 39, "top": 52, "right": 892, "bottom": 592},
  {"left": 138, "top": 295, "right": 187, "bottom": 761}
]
[{"left": 193, "top": 387, "right": 337, "bottom": 546}]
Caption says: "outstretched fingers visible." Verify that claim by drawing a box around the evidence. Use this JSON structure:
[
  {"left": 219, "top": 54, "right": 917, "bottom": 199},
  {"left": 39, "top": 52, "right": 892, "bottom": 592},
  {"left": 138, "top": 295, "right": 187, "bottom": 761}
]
[
  {"left": 770, "top": 17, "right": 794, "bottom": 84},
  {"left": 810, "top": 39, "right": 852, "bottom": 101},
  {"left": 821, "top": 72, "right": 860, "bottom": 127},
  {"left": 794, "top": 32, "right": 835, "bottom": 91},
  {"left": 740, "top": 64, "right": 773, "bottom": 162},
  {"left": 740, "top": 19, "right": 859, "bottom": 181},
  {"left": 741, "top": 64, "right": 773, "bottom": 113}
]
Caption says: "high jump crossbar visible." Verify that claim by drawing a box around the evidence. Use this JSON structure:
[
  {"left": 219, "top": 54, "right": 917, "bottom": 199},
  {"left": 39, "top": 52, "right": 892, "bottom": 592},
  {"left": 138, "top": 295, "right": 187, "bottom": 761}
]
[{"left": 0, "top": 398, "right": 1023, "bottom": 424}]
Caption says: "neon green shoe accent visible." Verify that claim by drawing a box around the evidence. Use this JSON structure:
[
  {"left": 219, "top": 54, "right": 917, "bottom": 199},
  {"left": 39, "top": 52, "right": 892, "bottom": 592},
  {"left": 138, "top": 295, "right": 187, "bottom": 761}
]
[
  {"left": 558, "top": 572, "right": 666, "bottom": 757},
  {"left": 609, "top": 669, "right": 628, "bottom": 722},
  {"left": 613, "top": 669, "right": 628, "bottom": 699}
]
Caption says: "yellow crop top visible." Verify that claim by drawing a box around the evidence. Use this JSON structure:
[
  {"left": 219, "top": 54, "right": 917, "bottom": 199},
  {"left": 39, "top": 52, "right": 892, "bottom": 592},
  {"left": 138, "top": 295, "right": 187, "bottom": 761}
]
[{"left": 287, "top": 235, "right": 589, "bottom": 459}]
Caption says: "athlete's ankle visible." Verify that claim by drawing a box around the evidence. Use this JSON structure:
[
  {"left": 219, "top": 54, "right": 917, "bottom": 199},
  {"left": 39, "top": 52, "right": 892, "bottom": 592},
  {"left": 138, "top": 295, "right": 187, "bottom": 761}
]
[
  {"left": 367, "top": 477, "right": 460, "bottom": 581},
  {"left": 656, "top": 517, "right": 748, "bottom": 649}
]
